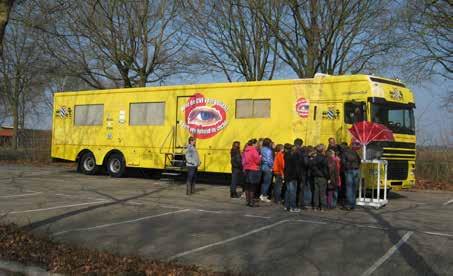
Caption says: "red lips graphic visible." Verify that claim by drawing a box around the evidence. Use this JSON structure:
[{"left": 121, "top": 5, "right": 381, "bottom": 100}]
[
  {"left": 296, "top": 97, "right": 310, "bottom": 118},
  {"left": 184, "top": 93, "right": 227, "bottom": 139}
]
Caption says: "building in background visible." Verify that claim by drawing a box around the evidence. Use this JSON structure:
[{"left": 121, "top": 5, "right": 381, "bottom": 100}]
[{"left": 0, "top": 126, "right": 13, "bottom": 146}]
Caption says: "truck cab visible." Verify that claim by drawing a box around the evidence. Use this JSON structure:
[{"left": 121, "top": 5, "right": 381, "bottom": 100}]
[{"left": 343, "top": 76, "right": 416, "bottom": 190}]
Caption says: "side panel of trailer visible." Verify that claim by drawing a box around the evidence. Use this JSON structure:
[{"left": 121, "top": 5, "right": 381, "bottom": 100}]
[
  {"left": 172, "top": 82, "right": 300, "bottom": 173},
  {"left": 53, "top": 77, "right": 371, "bottom": 173}
]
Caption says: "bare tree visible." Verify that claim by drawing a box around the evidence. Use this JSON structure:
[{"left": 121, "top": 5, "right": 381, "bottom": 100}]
[
  {"left": 0, "top": 2, "right": 48, "bottom": 148},
  {"left": 0, "top": 0, "right": 15, "bottom": 54},
  {"left": 184, "top": 0, "right": 279, "bottom": 82},
  {"left": 401, "top": 0, "right": 452, "bottom": 81},
  {"left": 35, "top": 0, "right": 187, "bottom": 89},
  {"left": 256, "top": 0, "right": 397, "bottom": 78},
  {"left": 394, "top": 0, "right": 452, "bottom": 139},
  {"left": 0, "top": 94, "right": 8, "bottom": 125},
  {"left": 43, "top": 76, "right": 90, "bottom": 112}
]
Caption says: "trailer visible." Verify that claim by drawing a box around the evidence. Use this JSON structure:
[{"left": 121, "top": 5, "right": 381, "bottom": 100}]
[{"left": 52, "top": 74, "right": 416, "bottom": 189}]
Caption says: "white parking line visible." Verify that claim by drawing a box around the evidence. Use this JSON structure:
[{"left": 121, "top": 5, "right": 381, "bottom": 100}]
[
  {"left": 125, "top": 201, "right": 145, "bottom": 206},
  {"left": 54, "top": 193, "right": 72, "bottom": 196},
  {"left": 354, "top": 224, "right": 388, "bottom": 231},
  {"left": 55, "top": 193, "right": 144, "bottom": 205},
  {"left": 293, "top": 219, "right": 328, "bottom": 225},
  {"left": 4, "top": 201, "right": 110, "bottom": 215},
  {"left": 55, "top": 193, "right": 105, "bottom": 201},
  {"left": 361, "top": 231, "right": 414, "bottom": 276},
  {"left": 53, "top": 209, "right": 191, "bottom": 236},
  {"left": 244, "top": 214, "right": 272, "bottom": 219},
  {"left": 195, "top": 209, "right": 224, "bottom": 214},
  {"left": 167, "top": 220, "right": 289, "bottom": 261},
  {"left": 0, "top": 192, "right": 43, "bottom": 198},
  {"left": 443, "top": 199, "right": 453, "bottom": 206},
  {"left": 159, "top": 204, "right": 186, "bottom": 210},
  {"left": 423, "top": 231, "right": 453, "bottom": 238}
]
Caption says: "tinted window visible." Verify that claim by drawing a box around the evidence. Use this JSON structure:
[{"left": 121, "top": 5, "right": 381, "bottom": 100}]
[
  {"left": 235, "top": 99, "right": 253, "bottom": 118},
  {"left": 236, "top": 99, "right": 271, "bottom": 118},
  {"left": 372, "top": 103, "right": 415, "bottom": 134},
  {"left": 253, "top": 99, "right": 271, "bottom": 118},
  {"left": 74, "top": 104, "right": 104, "bottom": 126},
  {"left": 130, "top": 102, "right": 165, "bottom": 125},
  {"left": 344, "top": 102, "right": 366, "bottom": 124}
]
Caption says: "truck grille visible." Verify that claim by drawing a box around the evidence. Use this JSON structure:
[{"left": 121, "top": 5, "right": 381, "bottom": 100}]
[{"left": 387, "top": 160, "right": 408, "bottom": 180}]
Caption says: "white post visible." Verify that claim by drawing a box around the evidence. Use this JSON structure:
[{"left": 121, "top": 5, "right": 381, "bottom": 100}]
[
  {"left": 360, "top": 144, "right": 366, "bottom": 204},
  {"left": 384, "top": 161, "right": 388, "bottom": 201},
  {"left": 358, "top": 175, "right": 363, "bottom": 201},
  {"left": 377, "top": 161, "right": 381, "bottom": 203},
  {"left": 363, "top": 144, "right": 367, "bottom": 161}
]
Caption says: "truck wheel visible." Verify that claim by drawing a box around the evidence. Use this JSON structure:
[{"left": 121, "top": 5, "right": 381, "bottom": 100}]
[
  {"left": 107, "top": 153, "right": 126, "bottom": 178},
  {"left": 80, "top": 152, "right": 98, "bottom": 175}
]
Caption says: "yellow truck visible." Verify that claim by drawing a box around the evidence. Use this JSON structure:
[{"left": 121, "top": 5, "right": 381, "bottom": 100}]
[{"left": 51, "top": 74, "right": 416, "bottom": 189}]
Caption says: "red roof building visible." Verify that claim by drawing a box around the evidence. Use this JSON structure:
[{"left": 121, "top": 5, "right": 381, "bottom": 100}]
[
  {"left": 0, "top": 126, "right": 13, "bottom": 146},
  {"left": 0, "top": 128, "right": 13, "bottom": 137}
]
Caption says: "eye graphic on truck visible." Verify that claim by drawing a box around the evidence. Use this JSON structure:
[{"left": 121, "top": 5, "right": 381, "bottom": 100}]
[
  {"left": 296, "top": 97, "right": 309, "bottom": 118},
  {"left": 182, "top": 93, "right": 228, "bottom": 139},
  {"left": 187, "top": 106, "right": 222, "bottom": 127}
]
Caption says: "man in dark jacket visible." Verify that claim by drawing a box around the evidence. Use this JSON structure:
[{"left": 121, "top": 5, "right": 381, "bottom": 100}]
[
  {"left": 293, "top": 138, "right": 309, "bottom": 209},
  {"left": 309, "top": 144, "right": 329, "bottom": 211},
  {"left": 230, "top": 141, "right": 242, "bottom": 198},
  {"left": 327, "top": 137, "right": 340, "bottom": 152},
  {"left": 341, "top": 144, "right": 362, "bottom": 210},
  {"left": 284, "top": 144, "right": 299, "bottom": 212}
]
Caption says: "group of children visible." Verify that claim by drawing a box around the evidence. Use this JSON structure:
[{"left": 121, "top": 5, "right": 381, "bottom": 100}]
[{"left": 230, "top": 137, "right": 362, "bottom": 212}]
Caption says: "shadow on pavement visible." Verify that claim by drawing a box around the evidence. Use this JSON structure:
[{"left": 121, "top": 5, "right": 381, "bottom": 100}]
[
  {"left": 364, "top": 208, "right": 438, "bottom": 275},
  {"left": 22, "top": 186, "right": 170, "bottom": 232}
]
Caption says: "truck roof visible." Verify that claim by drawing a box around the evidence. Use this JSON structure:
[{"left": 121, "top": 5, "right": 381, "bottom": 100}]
[{"left": 54, "top": 74, "right": 404, "bottom": 96}]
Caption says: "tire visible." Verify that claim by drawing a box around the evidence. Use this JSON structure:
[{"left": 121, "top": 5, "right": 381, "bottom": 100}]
[
  {"left": 79, "top": 152, "right": 98, "bottom": 175},
  {"left": 107, "top": 153, "right": 126, "bottom": 178}
]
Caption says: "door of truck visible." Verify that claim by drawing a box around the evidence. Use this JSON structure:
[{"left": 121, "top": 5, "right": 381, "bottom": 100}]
[
  {"left": 175, "top": 95, "right": 192, "bottom": 150},
  {"left": 342, "top": 101, "right": 367, "bottom": 145}
]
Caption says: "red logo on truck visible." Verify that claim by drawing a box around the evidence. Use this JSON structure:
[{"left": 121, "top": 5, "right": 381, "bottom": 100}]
[
  {"left": 296, "top": 97, "right": 310, "bottom": 118},
  {"left": 181, "top": 93, "right": 228, "bottom": 139}
]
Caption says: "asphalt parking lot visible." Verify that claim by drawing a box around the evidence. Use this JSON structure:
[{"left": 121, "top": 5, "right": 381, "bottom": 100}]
[{"left": 0, "top": 163, "right": 452, "bottom": 275}]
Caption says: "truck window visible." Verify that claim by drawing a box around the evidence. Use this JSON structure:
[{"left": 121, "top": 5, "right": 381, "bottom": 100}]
[
  {"left": 74, "top": 104, "right": 104, "bottom": 126},
  {"left": 236, "top": 99, "right": 270, "bottom": 118},
  {"left": 344, "top": 102, "right": 365, "bottom": 124},
  {"left": 236, "top": 99, "right": 253, "bottom": 118},
  {"left": 371, "top": 103, "right": 415, "bottom": 134},
  {"left": 130, "top": 102, "right": 165, "bottom": 125},
  {"left": 253, "top": 99, "right": 270, "bottom": 118}
]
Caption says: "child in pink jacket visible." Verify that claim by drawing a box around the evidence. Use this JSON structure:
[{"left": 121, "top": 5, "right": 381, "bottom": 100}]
[{"left": 242, "top": 139, "right": 261, "bottom": 207}]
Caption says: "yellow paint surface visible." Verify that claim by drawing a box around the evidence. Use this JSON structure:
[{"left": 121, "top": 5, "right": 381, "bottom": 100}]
[{"left": 52, "top": 74, "right": 416, "bottom": 188}]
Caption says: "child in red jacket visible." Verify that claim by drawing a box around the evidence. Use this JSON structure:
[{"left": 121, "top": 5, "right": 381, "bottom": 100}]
[{"left": 272, "top": 144, "right": 284, "bottom": 204}]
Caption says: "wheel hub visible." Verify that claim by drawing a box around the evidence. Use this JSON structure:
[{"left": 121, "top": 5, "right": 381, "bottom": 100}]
[
  {"left": 110, "top": 159, "right": 121, "bottom": 173},
  {"left": 83, "top": 157, "right": 95, "bottom": 171}
]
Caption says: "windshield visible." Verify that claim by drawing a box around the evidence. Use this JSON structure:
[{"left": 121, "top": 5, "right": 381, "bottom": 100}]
[{"left": 371, "top": 103, "right": 415, "bottom": 134}]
